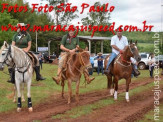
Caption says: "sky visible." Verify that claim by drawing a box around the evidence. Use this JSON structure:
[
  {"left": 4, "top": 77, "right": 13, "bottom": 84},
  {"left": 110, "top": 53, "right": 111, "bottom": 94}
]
[{"left": 25, "top": 0, "right": 162, "bottom": 32}]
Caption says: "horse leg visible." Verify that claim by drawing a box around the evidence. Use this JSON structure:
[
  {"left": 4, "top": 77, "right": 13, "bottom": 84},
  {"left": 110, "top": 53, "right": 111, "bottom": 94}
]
[
  {"left": 16, "top": 81, "right": 22, "bottom": 112},
  {"left": 61, "top": 80, "right": 65, "bottom": 98},
  {"left": 75, "top": 80, "right": 80, "bottom": 104},
  {"left": 22, "top": 83, "right": 25, "bottom": 102},
  {"left": 67, "top": 79, "right": 72, "bottom": 104},
  {"left": 27, "top": 80, "right": 33, "bottom": 112},
  {"left": 126, "top": 78, "right": 131, "bottom": 102},
  {"left": 13, "top": 85, "right": 16, "bottom": 103},
  {"left": 107, "top": 75, "right": 114, "bottom": 96},
  {"left": 113, "top": 77, "right": 118, "bottom": 101}
]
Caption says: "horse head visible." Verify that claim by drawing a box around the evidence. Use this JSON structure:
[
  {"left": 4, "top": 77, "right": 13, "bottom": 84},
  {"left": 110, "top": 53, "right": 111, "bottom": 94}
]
[
  {"left": 0, "top": 41, "right": 10, "bottom": 71},
  {"left": 128, "top": 40, "right": 141, "bottom": 62},
  {"left": 79, "top": 51, "right": 92, "bottom": 71}
]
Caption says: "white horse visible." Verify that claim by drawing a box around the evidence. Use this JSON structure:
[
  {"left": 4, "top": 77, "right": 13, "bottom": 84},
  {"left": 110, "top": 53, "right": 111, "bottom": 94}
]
[{"left": 0, "top": 41, "right": 33, "bottom": 112}]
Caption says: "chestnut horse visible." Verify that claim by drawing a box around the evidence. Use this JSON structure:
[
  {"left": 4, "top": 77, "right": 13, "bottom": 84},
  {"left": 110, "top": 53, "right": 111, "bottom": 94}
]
[
  {"left": 60, "top": 50, "right": 92, "bottom": 104},
  {"left": 104, "top": 41, "right": 141, "bottom": 102}
]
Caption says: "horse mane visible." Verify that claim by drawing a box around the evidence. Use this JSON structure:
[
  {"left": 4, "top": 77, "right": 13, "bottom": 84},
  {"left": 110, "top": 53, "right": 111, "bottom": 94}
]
[{"left": 11, "top": 46, "right": 31, "bottom": 67}]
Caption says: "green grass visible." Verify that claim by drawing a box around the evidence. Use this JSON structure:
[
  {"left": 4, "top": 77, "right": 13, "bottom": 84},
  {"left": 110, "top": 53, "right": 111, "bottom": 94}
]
[
  {"left": 138, "top": 43, "right": 154, "bottom": 53},
  {"left": 0, "top": 64, "right": 161, "bottom": 113},
  {"left": 138, "top": 103, "right": 163, "bottom": 122},
  {"left": 52, "top": 81, "right": 163, "bottom": 120}
]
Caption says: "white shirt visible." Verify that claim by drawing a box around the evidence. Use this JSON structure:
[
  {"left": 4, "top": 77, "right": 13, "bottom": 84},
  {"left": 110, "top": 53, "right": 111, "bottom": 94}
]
[
  {"left": 130, "top": 57, "right": 136, "bottom": 64},
  {"left": 111, "top": 35, "right": 128, "bottom": 55}
]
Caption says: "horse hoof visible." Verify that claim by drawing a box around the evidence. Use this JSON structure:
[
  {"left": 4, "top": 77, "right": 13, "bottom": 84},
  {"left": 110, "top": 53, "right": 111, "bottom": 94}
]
[
  {"left": 114, "top": 99, "right": 117, "bottom": 101},
  {"left": 17, "top": 108, "right": 22, "bottom": 112},
  {"left": 28, "top": 107, "right": 33, "bottom": 112},
  {"left": 126, "top": 99, "right": 130, "bottom": 102}
]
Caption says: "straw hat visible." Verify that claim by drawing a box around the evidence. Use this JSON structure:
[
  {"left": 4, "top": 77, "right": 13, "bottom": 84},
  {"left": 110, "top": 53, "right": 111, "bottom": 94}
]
[{"left": 98, "top": 52, "right": 103, "bottom": 55}]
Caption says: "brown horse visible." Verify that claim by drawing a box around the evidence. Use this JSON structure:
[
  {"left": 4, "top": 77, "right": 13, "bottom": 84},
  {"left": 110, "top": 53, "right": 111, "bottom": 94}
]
[
  {"left": 60, "top": 50, "right": 92, "bottom": 104},
  {"left": 104, "top": 40, "right": 141, "bottom": 102}
]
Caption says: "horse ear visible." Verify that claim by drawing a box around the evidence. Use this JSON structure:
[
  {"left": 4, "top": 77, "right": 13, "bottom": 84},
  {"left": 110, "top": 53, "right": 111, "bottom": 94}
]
[
  {"left": 129, "top": 40, "right": 132, "bottom": 44},
  {"left": 3, "top": 41, "right": 8, "bottom": 47},
  {"left": 135, "top": 40, "right": 137, "bottom": 45}
]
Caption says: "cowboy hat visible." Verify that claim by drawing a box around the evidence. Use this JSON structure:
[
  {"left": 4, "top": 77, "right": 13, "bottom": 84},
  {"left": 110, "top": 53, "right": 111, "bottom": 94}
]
[
  {"left": 16, "top": 23, "right": 27, "bottom": 27},
  {"left": 98, "top": 52, "right": 103, "bottom": 55}
]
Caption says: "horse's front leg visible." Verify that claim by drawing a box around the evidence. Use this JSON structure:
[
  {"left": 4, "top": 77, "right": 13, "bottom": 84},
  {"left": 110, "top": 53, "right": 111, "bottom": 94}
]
[
  {"left": 21, "top": 83, "right": 25, "bottom": 102},
  {"left": 113, "top": 77, "right": 118, "bottom": 101},
  {"left": 27, "top": 80, "right": 33, "bottom": 112},
  {"left": 61, "top": 80, "right": 65, "bottom": 98},
  {"left": 75, "top": 79, "right": 80, "bottom": 104},
  {"left": 67, "top": 79, "right": 72, "bottom": 104},
  {"left": 13, "top": 85, "right": 16, "bottom": 103},
  {"left": 126, "top": 77, "right": 131, "bottom": 102},
  {"left": 15, "top": 80, "right": 22, "bottom": 112},
  {"left": 107, "top": 75, "right": 114, "bottom": 96}
]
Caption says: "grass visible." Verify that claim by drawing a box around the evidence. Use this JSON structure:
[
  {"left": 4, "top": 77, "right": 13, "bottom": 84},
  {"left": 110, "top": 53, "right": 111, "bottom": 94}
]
[
  {"left": 0, "top": 63, "right": 161, "bottom": 113},
  {"left": 138, "top": 103, "right": 163, "bottom": 122}
]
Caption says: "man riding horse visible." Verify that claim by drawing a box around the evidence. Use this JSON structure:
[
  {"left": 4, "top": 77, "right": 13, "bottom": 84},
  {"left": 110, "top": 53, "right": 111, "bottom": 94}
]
[
  {"left": 8, "top": 23, "right": 45, "bottom": 84},
  {"left": 104, "top": 28, "right": 140, "bottom": 76},
  {"left": 52, "top": 30, "right": 95, "bottom": 84}
]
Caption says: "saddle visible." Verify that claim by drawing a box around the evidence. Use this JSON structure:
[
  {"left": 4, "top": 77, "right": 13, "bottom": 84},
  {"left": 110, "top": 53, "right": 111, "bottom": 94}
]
[{"left": 26, "top": 52, "right": 38, "bottom": 67}]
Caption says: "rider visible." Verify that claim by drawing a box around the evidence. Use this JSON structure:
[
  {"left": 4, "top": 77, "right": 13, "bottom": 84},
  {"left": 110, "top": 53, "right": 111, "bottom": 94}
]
[
  {"left": 7, "top": 23, "right": 45, "bottom": 83},
  {"left": 104, "top": 27, "right": 140, "bottom": 76},
  {"left": 52, "top": 30, "right": 95, "bottom": 84}
]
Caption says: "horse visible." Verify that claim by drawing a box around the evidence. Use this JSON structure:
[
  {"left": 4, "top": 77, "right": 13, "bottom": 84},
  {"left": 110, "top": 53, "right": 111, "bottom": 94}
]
[
  {"left": 0, "top": 41, "right": 33, "bottom": 112},
  {"left": 60, "top": 49, "right": 92, "bottom": 104},
  {"left": 104, "top": 40, "right": 141, "bottom": 102}
]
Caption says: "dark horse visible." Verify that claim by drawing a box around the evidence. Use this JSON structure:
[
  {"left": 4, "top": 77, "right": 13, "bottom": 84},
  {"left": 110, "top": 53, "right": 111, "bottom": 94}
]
[
  {"left": 60, "top": 49, "right": 92, "bottom": 104},
  {"left": 104, "top": 41, "right": 141, "bottom": 102}
]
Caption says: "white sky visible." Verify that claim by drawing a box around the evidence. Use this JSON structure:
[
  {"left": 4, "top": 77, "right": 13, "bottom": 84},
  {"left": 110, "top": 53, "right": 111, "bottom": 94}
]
[{"left": 26, "top": 0, "right": 162, "bottom": 32}]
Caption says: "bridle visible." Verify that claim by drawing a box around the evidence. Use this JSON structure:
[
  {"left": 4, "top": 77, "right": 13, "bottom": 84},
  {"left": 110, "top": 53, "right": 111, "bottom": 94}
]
[
  {"left": 0, "top": 45, "right": 15, "bottom": 67},
  {"left": 0, "top": 45, "right": 31, "bottom": 82}
]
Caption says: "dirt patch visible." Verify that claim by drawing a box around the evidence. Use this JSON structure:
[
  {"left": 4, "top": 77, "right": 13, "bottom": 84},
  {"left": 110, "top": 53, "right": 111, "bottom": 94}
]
[
  {"left": 65, "top": 86, "right": 163, "bottom": 122},
  {"left": 0, "top": 77, "right": 157, "bottom": 122}
]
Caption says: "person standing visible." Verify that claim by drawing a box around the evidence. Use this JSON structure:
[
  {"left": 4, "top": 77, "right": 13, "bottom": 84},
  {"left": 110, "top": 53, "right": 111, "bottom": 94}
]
[
  {"left": 89, "top": 54, "right": 94, "bottom": 75},
  {"left": 97, "top": 52, "right": 104, "bottom": 75},
  {"left": 38, "top": 52, "right": 43, "bottom": 69},
  {"left": 148, "top": 53, "right": 155, "bottom": 78}
]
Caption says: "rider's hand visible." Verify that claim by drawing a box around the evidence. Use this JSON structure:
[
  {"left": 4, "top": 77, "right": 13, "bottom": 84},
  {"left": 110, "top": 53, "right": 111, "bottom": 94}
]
[
  {"left": 69, "top": 49, "right": 75, "bottom": 53},
  {"left": 23, "top": 48, "right": 28, "bottom": 52}
]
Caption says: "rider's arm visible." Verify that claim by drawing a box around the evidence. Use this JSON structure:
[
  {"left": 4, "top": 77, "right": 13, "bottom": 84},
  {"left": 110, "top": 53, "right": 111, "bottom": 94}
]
[
  {"left": 23, "top": 41, "right": 31, "bottom": 52},
  {"left": 111, "top": 45, "right": 120, "bottom": 51}
]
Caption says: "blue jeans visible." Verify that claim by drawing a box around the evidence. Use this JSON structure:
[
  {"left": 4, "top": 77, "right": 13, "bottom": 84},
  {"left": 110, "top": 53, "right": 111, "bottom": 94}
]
[
  {"left": 106, "top": 52, "right": 117, "bottom": 70},
  {"left": 89, "top": 63, "right": 94, "bottom": 75},
  {"left": 98, "top": 64, "right": 103, "bottom": 74},
  {"left": 131, "top": 64, "right": 138, "bottom": 78}
]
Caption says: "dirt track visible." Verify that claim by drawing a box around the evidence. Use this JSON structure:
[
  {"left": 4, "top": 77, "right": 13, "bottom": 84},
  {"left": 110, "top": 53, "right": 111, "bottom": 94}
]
[{"left": 0, "top": 77, "right": 161, "bottom": 122}]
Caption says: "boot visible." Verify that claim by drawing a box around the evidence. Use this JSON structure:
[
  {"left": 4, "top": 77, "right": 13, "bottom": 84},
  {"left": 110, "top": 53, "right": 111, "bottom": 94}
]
[
  {"left": 83, "top": 70, "right": 95, "bottom": 84},
  {"left": 7, "top": 68, "right": 15, "bottom": 84},
  {"left": 52, "top": 74, "right": 61, "bottom": 85},
  {"left": 133, "top": 67, "right": 140, "bottom": 77},
  {"left": 34, "top": 66, "right": 46, "bottom": 81}
]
